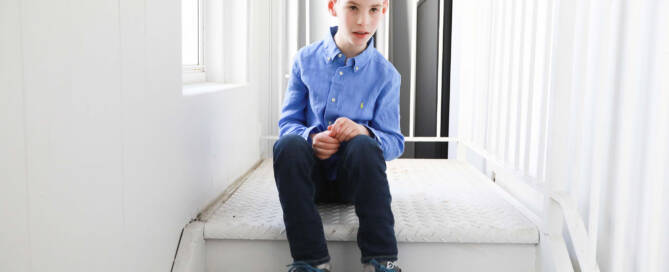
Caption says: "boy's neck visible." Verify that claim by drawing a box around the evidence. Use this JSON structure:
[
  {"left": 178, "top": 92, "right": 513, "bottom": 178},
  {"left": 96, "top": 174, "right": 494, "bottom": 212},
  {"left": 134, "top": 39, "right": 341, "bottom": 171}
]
[{"left": 334, "top": 31, "right": 368, "bottom": 59}]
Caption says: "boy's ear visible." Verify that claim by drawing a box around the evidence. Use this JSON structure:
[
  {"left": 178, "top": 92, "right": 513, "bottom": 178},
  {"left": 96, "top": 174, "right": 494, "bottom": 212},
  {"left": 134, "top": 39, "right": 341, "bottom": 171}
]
[
  {"left": 328, "top": 0, "right": 337, "bottom": 16},
  {"left": 382, "top": 0, "right": 388, "bottom": 14}
]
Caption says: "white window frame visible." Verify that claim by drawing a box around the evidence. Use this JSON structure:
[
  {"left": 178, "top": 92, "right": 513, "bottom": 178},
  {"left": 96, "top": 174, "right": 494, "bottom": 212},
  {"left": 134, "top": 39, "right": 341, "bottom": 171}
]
[
  {"left": 182, "top": 0, "right": 206, "bottom": 84},
  {"left": 182, "top": 0, "right": 248, "bottom": 94}
]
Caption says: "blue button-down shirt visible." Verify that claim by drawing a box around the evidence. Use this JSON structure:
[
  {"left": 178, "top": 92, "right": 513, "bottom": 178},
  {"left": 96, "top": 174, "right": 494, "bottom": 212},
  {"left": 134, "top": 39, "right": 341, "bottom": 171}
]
[{"left": 278, "top": 26, "right": 405, "bottom": 181}]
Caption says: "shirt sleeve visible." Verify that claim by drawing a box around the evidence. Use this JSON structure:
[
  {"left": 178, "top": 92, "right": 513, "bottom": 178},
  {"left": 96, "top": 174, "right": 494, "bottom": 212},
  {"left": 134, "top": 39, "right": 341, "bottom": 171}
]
[
  {"left": 278, "top": 54, "right": 320, "bottom": 144},
  {"left": 362, "top": 72, "right": 405, "bottom": 161}
]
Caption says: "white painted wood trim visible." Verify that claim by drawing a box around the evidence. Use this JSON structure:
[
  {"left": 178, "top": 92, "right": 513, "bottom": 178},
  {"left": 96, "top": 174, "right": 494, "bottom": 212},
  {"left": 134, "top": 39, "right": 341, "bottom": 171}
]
[
  {"left": 409, "top": 0, "right": 418, "bottom": 138},
  {"left": 436, "top": 0, "right": 444, "bottom": 138},
  {"left": 182, "top": 82, "right": 247, "bottom": 96},
  {"left": 172, "top": 221, "right": 205, "bottom": 272}
]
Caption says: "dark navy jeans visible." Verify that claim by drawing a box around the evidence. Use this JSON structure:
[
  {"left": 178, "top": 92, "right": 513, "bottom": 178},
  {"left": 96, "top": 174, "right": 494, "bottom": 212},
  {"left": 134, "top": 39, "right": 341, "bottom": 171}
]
[{"left": 273, "top": 134, "right": 398, "bottom": 266}]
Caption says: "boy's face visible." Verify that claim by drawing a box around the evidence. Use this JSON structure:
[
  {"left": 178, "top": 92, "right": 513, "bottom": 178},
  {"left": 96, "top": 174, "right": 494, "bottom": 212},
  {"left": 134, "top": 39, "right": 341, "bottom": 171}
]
[{"left": 329, "top": 0, "right": 387, "bottom": 47}]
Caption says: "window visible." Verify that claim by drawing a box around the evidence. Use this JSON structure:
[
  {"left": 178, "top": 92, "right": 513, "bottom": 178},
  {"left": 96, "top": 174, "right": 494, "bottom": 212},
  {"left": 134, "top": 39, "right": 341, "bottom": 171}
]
[
  {"left": 181, "top": 0, "right": 248, "bottom": 90},
  {"left": 182, "top": 0, "right": 205, "bottom": 83}
]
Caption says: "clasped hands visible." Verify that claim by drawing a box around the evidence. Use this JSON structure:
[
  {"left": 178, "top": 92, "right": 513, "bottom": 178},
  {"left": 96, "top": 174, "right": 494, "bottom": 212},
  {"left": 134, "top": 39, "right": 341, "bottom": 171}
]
[{"left": 310, "top": 117, "right": 370, "bottom": 160}]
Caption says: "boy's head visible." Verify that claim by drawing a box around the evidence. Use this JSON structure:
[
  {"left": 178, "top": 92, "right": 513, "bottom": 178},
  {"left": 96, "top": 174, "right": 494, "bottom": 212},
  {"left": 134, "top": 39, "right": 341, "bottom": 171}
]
[{"left": 328, "top": 0, "right": 388, "bottom": 48}]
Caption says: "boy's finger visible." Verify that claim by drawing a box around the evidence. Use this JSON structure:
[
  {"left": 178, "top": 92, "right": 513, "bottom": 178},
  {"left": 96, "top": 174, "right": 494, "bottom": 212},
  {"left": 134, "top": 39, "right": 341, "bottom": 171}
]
[
  {"left": 340, "top": 128, "right": 352, "bottom": 142},
  {"left": 339, "top": 128, "right": 349, "bottom": 142},
  {"left": 336, "top": 126, "right": 349, "bottom": 141},
  {"left": 332, "top": 129, "right": 341, "bottom": 141},
  {"left": 314, "top": 148, "right": 330, "bottom": 159},
  {"left": 315, "top": 142, "right": 339, "bottom": 150},
  {"left": 326, "top": 146, "right": 340, "bottom": 154},
  {"left": 333, "top": 123, "right": 341, "bottom": 134},
  {"left": 320, "top": 134, "right": 340, "bottom": 144}
]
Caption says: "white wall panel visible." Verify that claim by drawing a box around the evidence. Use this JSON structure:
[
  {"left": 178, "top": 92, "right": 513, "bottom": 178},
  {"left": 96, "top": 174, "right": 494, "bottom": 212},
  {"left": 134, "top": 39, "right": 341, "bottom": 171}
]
[
  {"left": 20, "top": 0, "right": 124, "bottom": 270},
  {"left": 0, "top": 0, "right": 30, "bottom": 271},
  {"left": 1, "top": 0, "right": 267, "bottom": 270}
]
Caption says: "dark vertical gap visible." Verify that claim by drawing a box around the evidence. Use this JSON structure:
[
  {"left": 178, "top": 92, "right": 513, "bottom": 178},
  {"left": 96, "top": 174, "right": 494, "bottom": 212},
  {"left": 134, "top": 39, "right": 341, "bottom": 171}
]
[
  {"left": 415, "top": 0, "right": 439, "bottom": 158},
  {"left": 440, "top": 0, "right": 453, "bottom": 158},
  {"left": 388, "top": 0, "right": 452, "bottom": 158},
  {"left": 388, "top": 0, "right": 415, "bottom": 158},
  {"left": 414, "top": 0, "right": 451, "bottom": 158}
]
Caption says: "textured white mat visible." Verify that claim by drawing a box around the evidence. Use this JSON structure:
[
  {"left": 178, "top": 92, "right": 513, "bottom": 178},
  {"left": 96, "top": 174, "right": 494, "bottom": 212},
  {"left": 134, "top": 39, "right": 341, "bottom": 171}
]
[{"left": 204, "top": 159, "right": 538, "bottom": 244}]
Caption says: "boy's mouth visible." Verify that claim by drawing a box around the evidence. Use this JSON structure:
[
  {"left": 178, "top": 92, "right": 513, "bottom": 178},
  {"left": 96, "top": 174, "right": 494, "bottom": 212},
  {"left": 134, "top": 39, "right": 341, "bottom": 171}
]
[{"left": 353, "top": 31, "right": 369, "bottom": 39}]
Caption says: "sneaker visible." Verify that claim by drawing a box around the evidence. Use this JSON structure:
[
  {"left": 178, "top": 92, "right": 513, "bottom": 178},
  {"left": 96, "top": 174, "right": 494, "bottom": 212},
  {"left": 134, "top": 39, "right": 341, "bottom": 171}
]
[
  {"left": 287, "top": 261, "right": 331, "bottom": 272},
  {"left": 362, "top": 259, "right": 402, "bottom": 272}
]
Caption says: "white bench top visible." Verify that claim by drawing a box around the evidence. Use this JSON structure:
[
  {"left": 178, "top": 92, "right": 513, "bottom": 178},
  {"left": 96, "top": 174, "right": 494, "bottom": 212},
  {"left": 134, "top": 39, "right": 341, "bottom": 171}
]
[{"left": 204, "top": 159, "right": 539, "bottom": 244}]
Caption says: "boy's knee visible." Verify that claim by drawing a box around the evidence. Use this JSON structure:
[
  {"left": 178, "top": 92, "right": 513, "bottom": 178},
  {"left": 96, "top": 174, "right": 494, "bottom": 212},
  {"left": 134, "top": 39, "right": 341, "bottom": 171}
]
[
  {"left": 344, "top": 135, "right": 383, "bottom": 162},
  {"left": 347, "top": 135, "right": 379, "bottom": 151},
  {"left": 273, "top": 134, "right": 310, "bottom": 157}
]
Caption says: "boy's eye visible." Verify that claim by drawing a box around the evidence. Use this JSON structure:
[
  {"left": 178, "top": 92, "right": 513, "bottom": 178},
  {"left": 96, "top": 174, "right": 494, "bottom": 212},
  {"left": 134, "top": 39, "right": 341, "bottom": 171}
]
[
  {"left": 349, "top": 6, "right": 357, "bottom": 10},
  {"left": 371, "top": 7, "right": 379, "bottom": 13}
]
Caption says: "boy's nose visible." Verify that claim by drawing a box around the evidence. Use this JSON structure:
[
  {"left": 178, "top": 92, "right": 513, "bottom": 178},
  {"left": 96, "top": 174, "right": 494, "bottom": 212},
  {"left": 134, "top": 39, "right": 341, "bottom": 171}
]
[{"left": 357, "top": 13, "right": 371, "bottom": 25}]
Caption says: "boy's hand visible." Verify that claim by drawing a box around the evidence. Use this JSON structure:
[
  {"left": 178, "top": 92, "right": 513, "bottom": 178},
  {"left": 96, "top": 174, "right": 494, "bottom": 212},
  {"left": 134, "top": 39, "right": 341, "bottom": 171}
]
[
  {"left": 311, "top": 131, "right": 341, "bottom": 160},
  {"left": 328, "top": 117, "right": 370, "bottom": 142}
]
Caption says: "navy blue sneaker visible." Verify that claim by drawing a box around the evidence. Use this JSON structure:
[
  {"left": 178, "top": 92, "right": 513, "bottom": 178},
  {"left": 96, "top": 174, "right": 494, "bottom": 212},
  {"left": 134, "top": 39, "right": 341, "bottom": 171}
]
[{"left": 287, "top": 261, "right": 331, "bottom": 272}]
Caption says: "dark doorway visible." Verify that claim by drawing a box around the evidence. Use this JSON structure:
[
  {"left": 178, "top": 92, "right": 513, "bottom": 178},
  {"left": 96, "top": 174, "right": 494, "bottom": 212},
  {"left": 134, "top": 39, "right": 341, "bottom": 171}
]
[{"left": 389, "top": 0, "right": 452, "bottom": 159}]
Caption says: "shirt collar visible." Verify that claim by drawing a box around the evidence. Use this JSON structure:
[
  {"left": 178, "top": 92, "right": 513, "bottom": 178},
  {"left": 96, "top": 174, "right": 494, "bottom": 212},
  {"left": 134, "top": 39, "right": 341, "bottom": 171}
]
[{"left": 323, "top": 26, "right": 375, "bottom": 71}]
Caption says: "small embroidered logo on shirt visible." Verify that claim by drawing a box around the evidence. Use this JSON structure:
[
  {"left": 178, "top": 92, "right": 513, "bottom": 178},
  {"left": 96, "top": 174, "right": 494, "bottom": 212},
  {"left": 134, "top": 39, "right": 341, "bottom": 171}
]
[{"left": 360, "top": 102, "right": 364, "bottom": 109}]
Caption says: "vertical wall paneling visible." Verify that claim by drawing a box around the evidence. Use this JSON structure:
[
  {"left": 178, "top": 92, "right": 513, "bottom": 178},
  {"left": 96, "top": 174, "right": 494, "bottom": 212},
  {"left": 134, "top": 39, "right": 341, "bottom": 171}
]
[
  {"left": 487, "top": 0, "right": 501, "bottom": 157},
  {"left": 453, "top": 0, "right": 667, "bottom": 270},
  {"left": 522, "top": 0, "right": 537, "bottom": 176},
  {"left": 2, "top": 0, "right": 266, "bottom": 270},
  {"left": 0, "top": 0, "right": 30, "bottom": 270},
  {"left": 642, "top": 2, "right": 669, "bottom": 271},
  {"left": 534, "top": 0, "right": 554, "bottom": 181},
  {"left": 610, "top": 0, "right": 651, "bottom": 270},
  {"left": 21, "top": 0, "right": 124, "bottom": 270},
  {"left": 517, "top": 0, "right": 530, "bottom": 170}
]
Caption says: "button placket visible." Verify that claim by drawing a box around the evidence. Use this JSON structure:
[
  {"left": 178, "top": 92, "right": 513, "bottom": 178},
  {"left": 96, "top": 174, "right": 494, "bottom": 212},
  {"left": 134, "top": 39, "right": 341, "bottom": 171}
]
[{"left": 324, "top": 68, "right": 342, "bottom": 128}]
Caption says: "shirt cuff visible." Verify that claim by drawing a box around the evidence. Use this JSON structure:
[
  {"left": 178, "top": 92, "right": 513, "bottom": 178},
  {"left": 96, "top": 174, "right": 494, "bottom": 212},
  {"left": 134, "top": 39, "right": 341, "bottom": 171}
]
[
  {"left": 302, "top": 125, "right": 319, "bottom": 145},
  {"left": 362, "top": 124, "right": 380, "bottom": 144}
]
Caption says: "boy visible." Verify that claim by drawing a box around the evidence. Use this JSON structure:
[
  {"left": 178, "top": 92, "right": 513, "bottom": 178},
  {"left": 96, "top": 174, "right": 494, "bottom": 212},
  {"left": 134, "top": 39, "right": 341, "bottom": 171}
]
[{"left": 273, "top": 0, "right": 403, "bottom": 271}]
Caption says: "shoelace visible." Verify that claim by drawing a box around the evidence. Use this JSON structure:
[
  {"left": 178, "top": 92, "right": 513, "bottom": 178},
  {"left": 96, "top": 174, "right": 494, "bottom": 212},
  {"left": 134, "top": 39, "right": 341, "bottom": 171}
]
[
  {"left": 369, "top": 259, "right": 400, "bottom": 272},
  {"left": 286, "top": 261, "right": 326, "bottom": 272}
]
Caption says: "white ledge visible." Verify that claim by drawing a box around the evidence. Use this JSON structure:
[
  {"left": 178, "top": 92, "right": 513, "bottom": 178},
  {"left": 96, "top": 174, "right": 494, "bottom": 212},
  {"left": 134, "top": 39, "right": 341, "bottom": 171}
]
[{"left": 182, "top": 82, "right": 248, "bottom": 96}]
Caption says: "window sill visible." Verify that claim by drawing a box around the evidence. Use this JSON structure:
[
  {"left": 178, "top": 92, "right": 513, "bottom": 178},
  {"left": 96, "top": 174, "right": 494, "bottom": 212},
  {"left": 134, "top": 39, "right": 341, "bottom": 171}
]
[{"left": 182, "top": 82, "right": 248, "bottom": 96}]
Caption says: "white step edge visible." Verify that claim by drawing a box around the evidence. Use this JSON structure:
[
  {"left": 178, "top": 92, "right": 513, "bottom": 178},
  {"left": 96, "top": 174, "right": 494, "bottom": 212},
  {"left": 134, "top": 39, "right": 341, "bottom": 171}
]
[{"left": 206, "top": 240, "right": 536, "bottom": 272}]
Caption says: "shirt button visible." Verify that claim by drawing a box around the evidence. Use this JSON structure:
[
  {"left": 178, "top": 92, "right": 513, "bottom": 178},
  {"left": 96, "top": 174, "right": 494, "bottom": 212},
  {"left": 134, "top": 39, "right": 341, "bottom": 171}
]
[
  {"left": 339, "top": 71, "right": 343, "bottom": 76},
  {"left": 338, "top": 54, "right": 342, "bottom": 58},
  {"left": 328, "top": 121, "right": 332, "bottom": 125},
  {"left": 327, "top": 57, "right": 331, "bottom": 61},
  {"left": 331, "top": 97, "right": 336, "bottom": 102},
  {"left": 355, "top": 66, "right": 359, "bottom": 71}
]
